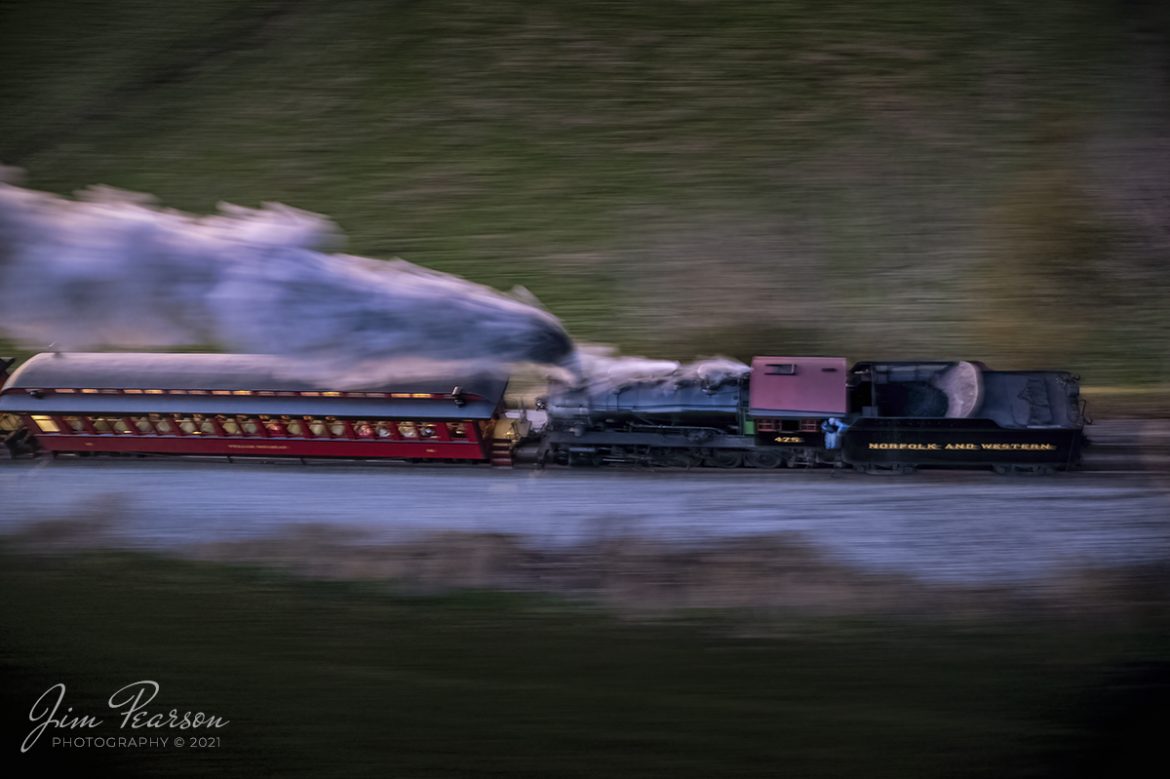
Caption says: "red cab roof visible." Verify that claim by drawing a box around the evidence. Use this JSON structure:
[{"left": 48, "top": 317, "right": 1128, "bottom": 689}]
[{"left": 748, "top": 356, "right": 848, "bottom": 417}]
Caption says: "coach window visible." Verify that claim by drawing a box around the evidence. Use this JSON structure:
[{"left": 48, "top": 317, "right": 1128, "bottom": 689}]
[
  {"left": 327, "top": 418, "right": 346, "bottom": 437},
  {"left": 91, "top": 417, "right": 112, "bottom": 434},
  {"left": 135, "top": 417, "right": 154, "bottom": 434},
  {"left": 220, "top": 417, "right": 241, "bottom": 436},
  {"left": 0, "top": 415, "right": 22, "bottom": 432},
  {"left": 306, "top": 418, "right": 325, "bottom": 436},
  {"left": 199, "top": 417, "right": 217, "bottom": 435},
  {"left": 242, "top": 418, "right": 262, "bottom": 436},
  {"left": 154, "top": 416, "right": 174, "bottom": 434},
  {"left": 286, "top": 418, "right": 304, "bottom": 436},
  {"left": 113, "top": 419, "right": 132, "bottom": 434},
  {"left": 398, "top": 421, "right": 418, "bottom": 438},
  {"left": 177, "top": 417, "right": 197, "bottom": 434},
  {"left": 375, "top": 421, "right": 394, "bottom": 438},
  {"left": 447, "top": 422, "right": 467, "bottom": 439},
  {"left": 354, "top": 421, "right": 374, "bottom": 438},
  {"left": 31, "top": 415, "right": 60, "bottom": 433},
  {"left": 64, "top": 416, "right": 85, "bottom": 433},
  {"left": 266, "top": 418, "right": 287, "bottom": 436}
]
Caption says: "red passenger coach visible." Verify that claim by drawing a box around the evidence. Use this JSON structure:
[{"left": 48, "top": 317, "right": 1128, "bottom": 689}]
[{"left": 0, "top": 353, "right": 509, "bottom": 463}]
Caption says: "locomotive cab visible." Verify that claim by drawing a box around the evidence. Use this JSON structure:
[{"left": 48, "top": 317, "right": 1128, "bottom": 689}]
[{"left": 746, "top": 356, "right": 850, "bottom": 464}]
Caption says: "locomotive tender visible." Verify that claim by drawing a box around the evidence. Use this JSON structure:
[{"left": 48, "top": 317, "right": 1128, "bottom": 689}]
[{"left": 0, "top": 352, "right": 1087, "bottom": 473}]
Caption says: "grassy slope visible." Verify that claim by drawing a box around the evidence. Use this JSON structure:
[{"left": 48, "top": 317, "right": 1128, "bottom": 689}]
[
  {"left": 3, "top": 548, "right": 1168, "bottom": 777},
  {"left": 1, "top": 0, "right": 1168, "bottom": 381}
]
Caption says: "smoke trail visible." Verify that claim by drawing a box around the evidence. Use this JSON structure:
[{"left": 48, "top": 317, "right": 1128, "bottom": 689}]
[
  {"left": 542, "top": 347, "right": 750, "bottom": 420},
  {"left": 574, "top": 345, "right": 750, "bottom": 391},
  {"left": 0, "top": 171, "right": 576, "bottom": 382}
]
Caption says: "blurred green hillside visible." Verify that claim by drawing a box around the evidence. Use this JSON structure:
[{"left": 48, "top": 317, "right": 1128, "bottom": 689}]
[{"left": 2, "top": 0, "right": 1168, "bottom": 382}]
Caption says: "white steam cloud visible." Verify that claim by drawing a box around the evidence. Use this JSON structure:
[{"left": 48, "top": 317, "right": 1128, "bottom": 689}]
[
  {"left": 575, "top": 346, "right": 750, "bottom": 391},
  {"left": 0, "top": 171, "right": 576, "bottom": 383}
]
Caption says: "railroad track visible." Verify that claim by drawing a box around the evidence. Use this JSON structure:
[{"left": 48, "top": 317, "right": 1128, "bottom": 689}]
[{"left": 1080, "top": 420, "right": 1170, "bottom": 474}]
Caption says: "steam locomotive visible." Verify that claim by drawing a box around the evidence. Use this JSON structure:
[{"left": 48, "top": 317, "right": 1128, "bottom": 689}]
[
  {"left": 0, "top": 352, "right": 1088, "bottom": 473},
  {"left": 540, "top": 356, "right": 1087, "bottom": 473}
]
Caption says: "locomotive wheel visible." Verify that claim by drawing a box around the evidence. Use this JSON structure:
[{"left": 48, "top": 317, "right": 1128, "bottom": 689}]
[
  {"left": 652, "top": 449, "right": 696, "bottom": 468},
  {"left": 853, "top": 463, "right": 914, "bottom": 475},
  {"left": 704, "top": 451, "right": 744, "bottom": 469},
  {"left": 745, "top": 451, "right": 783, "bottom": 469},
  {"left": 569, "top": 451, "right": 603, "bottom": 467}
]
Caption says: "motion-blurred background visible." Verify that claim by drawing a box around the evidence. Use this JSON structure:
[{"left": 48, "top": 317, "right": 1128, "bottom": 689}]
[{"left": 3, "top": 0, "right": 1168, "bottom": 383}]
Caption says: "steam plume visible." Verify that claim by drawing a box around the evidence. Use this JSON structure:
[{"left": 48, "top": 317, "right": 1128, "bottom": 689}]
[
  {"left": 0, "top": 172, "right": 576, "bottom": 382},
  {"left": 575, "top": 346, "right": 750, "bottom": 390}
]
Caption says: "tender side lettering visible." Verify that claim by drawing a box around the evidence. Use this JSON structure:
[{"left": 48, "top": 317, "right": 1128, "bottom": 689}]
[{"left": 867, "top": 442, "right": 1058, "bottom": 451}]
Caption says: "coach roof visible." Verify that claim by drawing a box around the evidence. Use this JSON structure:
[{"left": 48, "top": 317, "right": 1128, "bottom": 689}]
[{"left": 0, "top": 353, "right": 508, "bottom": 418}]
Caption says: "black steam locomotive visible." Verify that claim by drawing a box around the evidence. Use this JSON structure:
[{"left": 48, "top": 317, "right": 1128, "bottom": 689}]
[{"left": 540, "top": 356, "right": 1088, "bottom": 473}]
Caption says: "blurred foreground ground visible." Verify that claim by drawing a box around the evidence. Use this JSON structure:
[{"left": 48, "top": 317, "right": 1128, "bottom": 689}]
[
  {"left": 2, "top": 420, "right": 1168, "bottom": 594},
  {"left": 2, "top": 421, "right": 1168, "bottom": 775},
  {"left": 3, "top": 547, "right": 1169, "bottom": 777}
]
